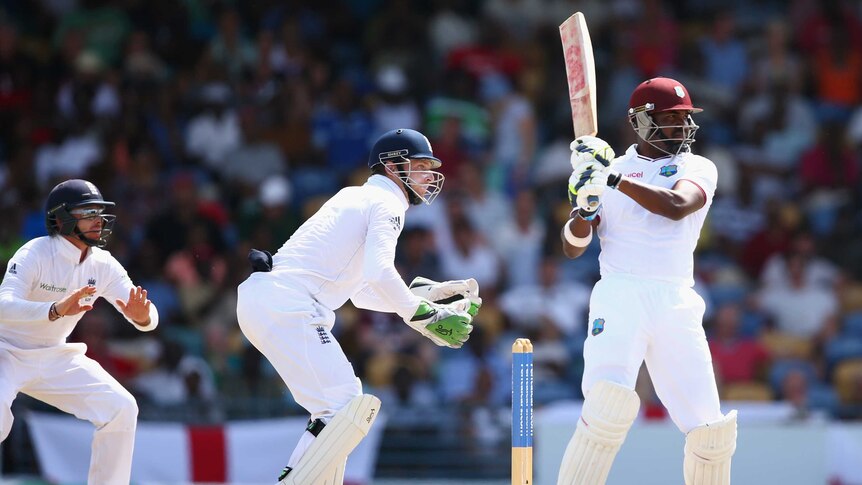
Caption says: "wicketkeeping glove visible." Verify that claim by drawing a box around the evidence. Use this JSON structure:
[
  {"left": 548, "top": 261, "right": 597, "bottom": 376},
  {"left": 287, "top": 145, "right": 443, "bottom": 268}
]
[
  {"left": 405, "top": 300, "right": 474, "bottom": 348},
  {"left": 408, "top": 276, "right": 481, "bottom": 317}
]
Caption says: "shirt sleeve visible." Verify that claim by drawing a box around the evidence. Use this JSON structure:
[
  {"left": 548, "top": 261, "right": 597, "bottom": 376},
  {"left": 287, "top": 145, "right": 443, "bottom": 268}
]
[
  {"left": 101, "top": 256, "right": 159, "bottom": 332},
  {"left": 0, "top": 246, "right": 54, "bottom": 323},
  {"left": 679, "top": 156, "right": 718, "bottom": 205},
  {"left": 351, "top": 284, "right": 396, "bottom": 313},
  {"left": 359, "top": 201, "right": 423, "bottom": 319}
]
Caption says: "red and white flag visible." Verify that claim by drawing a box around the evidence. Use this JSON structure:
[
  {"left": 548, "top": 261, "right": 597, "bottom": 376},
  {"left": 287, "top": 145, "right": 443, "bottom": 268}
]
[{"left": 27, "top": 412, "right": 385, "bottom": 484}]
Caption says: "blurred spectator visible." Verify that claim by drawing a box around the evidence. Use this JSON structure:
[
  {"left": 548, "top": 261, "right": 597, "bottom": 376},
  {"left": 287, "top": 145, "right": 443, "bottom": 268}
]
[
  {"left": 370, "top": 64, "right": 421, "bottom": 133},
  {"left": 758, "top": 252, "right": 839, "bottom": 339},
  {"left": 761, "top": 231, "right": 839, "bottom": 291},
  {"left": 708, "top": 303, "right": 770, "bottom": 385},
  {"left": 52, "top": 0, "right": 131, "bottom": 67},
  {"left": 479, "top": 72, "right": 537, "bottom": 193},
  {"left": 499, "top": 256, "right": 590, "bottom": 336},
  {"left": 699, "top": 9, "right": 748, "bottom": 93},
  {"left": 439, "top": 216, "right": 501, "bottom": 291},
  {"left": 220, "top": 107, "right": 286, "bottom": 186},
  {"left": 737, "top": 76, "right": 817, "bottom": 205},
  {"left": 428, "top": 0, "right": 478, "bottom": 62},
  {"left": 208, "top": 7, "right": 257, "bottom": 80},
  {"left": 310, "top": 76, "right": 375, "bottom": 173},
  {"left": 491, "top": 189, "right": 544, "bottom": 287},
  {"left": 132, "top": 339, "right": 219, "bottom": 416},
  {"left": 184, "top": 82, "right": 241, "bottom": 171},
  {"left": 750, "top": 18, "right": 803, "bottom": 95},
  {"left": 395, "top": 226, "right": 442, "bottom": 285}
]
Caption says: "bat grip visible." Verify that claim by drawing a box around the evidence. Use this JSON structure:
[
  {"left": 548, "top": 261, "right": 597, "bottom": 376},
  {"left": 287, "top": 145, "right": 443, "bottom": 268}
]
[{"left": 586, "top": 156, "right": 609, "bottom": 209}]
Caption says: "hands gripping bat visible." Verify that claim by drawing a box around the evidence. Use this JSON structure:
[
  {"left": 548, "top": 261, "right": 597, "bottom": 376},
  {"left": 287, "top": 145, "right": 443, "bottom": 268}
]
[{"left": 560, "top": 12, "right": 606, "bottom": 209}]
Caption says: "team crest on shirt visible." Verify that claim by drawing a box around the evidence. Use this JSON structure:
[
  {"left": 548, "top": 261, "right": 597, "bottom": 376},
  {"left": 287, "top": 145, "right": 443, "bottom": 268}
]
[
  {"left": 591, "top": 318, "right": 605, "bottom": 336},
  {"left": 659, "top": 164, "right": 678, "bottom": 177}
]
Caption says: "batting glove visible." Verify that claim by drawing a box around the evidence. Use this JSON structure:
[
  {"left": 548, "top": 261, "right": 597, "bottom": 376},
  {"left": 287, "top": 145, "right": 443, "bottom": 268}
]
[
  {"left": 408, "top": 276, "right": 481, "bottom": 317},
  {"left": 406, "top": 300, "right": 474, "bottom": 348},
  {"left": 570, "top": 136, "right": 615, "bottom": 170},
  {"left": 568, "top": 167, "right": 606, "bottom": 218}
]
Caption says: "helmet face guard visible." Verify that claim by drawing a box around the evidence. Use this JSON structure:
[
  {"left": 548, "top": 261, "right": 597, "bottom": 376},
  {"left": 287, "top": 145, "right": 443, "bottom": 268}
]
[
  {"left": 379, "top": 150, "right": 445, "bottom": 205},
  {"left": 48, "top": 204, "right": 117, "bottom": 247},
  {"left": 628, "top": 104, "right": 700, "bottom": 156},
  {"left": 627, "top": 77, "right": 702, "bottom": 156},
  {"left": 369, "top": 129, "right": 445, "bottom": 205}
]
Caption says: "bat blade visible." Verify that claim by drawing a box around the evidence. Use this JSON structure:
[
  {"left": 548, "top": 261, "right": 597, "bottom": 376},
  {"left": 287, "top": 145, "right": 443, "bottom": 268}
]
[
  {"left": 560, "top": 12, "right": 601, "bottom": 209},
  {"left": 560, "top": 12, "right": 597, "bottom": 138}
]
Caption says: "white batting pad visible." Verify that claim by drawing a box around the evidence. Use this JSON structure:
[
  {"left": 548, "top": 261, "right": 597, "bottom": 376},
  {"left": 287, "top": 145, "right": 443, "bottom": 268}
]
[
  {"left": 279, "top": 394, "right": 381, "bottom": 485},
  {"left": 684, "top": 410, "right": 737, "bottom": 485},
  {"left": 557, "top": 381, "right": 640, "bottom": 485}
]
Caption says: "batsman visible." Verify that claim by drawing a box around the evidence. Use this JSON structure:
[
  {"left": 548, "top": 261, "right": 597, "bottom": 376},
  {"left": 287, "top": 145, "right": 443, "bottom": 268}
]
[
  {"left": 558, "top": 78, "right": 737, "bottom": 485},
  {"left": 236, "top": 128, "right": 480, "bottom": 485}
]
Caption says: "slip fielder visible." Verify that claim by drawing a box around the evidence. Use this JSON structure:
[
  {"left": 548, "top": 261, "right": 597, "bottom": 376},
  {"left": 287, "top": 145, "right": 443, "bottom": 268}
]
[{"left": 0, "top": 179, "right": 159, "bottom": 484}]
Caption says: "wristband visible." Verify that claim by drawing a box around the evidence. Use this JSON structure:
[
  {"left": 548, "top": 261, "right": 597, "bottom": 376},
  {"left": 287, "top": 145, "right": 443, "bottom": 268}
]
[
  {"left": 607, "top": 170, "right": 622, "bottom": 189},
  {"left": 563, "top": 218, "right": 593, "bottom": 247},
  {"left": 49, "top": 302, "right": 62, "bottom": 321}
]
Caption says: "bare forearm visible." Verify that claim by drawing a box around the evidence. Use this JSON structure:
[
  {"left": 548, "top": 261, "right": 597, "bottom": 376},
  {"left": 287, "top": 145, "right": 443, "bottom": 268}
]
[
  {"left": 561, "top": 216, "right": 593, "bottom": 259},
  {"left": 617, "top": 178, "right": 700, "bottom": 221}
]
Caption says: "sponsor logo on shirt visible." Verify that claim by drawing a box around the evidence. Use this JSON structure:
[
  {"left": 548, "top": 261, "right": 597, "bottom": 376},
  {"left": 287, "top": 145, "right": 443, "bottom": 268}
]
[
  {"left": 659, "top": 164, "right": 678, "bottom": 177},
  {"left": 8, "top": 263, "right": 16, "bottom": 274},
  {"left": 39, "top": 282, "right": 67, "bottom": 293},
  {"left": 389, "top": 216, "right": 402, "bottom": 231},
  {"left": 591, "top": 318, "right": 605, "bottom": 336},
  {"left": 316, "top": 326, "right": 331, "bottom": 345},
  {"left": 626, "top": 172, "right": 643, "bottom": 178}
]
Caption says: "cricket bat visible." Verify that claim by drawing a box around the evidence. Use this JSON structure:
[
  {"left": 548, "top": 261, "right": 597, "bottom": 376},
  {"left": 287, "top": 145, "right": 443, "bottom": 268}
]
[{"left": 559, "top": 12, "right": 602, "bottom": 208}]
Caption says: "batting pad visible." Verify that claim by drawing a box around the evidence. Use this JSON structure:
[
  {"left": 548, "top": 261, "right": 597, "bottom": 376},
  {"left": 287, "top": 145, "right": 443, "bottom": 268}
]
[
  {"left": 557, "top": 381, "right": 640, "bottom": 485},
  {"left": 684, "top": 410, "right": 737, "bottom": 485},
  {"left": 279, "top": 394, "right": 381, "bottom": 485}
]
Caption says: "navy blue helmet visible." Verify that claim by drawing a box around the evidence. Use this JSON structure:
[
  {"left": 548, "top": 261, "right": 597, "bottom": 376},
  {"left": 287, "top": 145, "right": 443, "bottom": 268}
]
[
  {"left": 368, "top": 128, "right": 442, "bottom": 169},
  {"left": 45, "top": 179, "right": 116, "bottom": 247}
]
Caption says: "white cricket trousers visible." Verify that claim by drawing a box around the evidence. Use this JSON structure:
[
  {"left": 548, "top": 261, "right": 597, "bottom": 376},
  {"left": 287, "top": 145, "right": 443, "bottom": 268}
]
[
  {"left": 236, "top": 273, "right": 362, "bottom": 421},
  {"left": 582, "top": 274, "right": 723, "bottom": 433},
  {"left": 0, "top": 341, "right": 138, "bottom": 485}
]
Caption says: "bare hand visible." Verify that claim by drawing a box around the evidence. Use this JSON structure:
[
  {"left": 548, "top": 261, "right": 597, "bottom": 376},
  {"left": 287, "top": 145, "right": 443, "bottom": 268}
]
[
  {"left": 116, "top": 286, "right": 152, "bottom": 325},
  {"left": 56, "top": 285, "right": 97, "bottom": 317}
]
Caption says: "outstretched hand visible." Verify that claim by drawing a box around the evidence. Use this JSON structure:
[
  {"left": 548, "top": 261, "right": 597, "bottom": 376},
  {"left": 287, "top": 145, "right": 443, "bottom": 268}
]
[
  {"left": 116, "top": 286, "right": 152, "bottom": 325},
  {"left": 55, "top": 285, "right": 97, "bottom": 317}
]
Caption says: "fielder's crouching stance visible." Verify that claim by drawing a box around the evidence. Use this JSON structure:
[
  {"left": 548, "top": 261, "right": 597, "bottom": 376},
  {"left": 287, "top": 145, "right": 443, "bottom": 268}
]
[
  {"left": 0, "top": 179, "right": 159, "bottom": 485},
  {"left": 236, "top": 129, "right": 481, "bottom": 484},
  {"left": 557, "top": 78, "right": 737, "bottom": 485}
]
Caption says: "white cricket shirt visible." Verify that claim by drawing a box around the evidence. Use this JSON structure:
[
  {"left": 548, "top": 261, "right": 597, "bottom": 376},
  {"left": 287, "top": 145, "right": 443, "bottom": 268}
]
[
  {"left": 596, "top": 145, "right": 718, "bottom": 287},
  {"left": 0, "top": 236, "right": 159, "bottom": 349},
  {"left": 270, "top": 175, "right": 424, "bottom": 319}
]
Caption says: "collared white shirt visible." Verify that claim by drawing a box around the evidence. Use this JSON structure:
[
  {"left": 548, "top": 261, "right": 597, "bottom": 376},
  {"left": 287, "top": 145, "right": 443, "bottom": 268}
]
[
  {"left": 596, "top": 145, "right": 718, "bottom": 287},
  {"left": 0, "top": 236, "right": 158, "bottom": 349},
  {"left": 271, "top": 175, "right": 423, "bottom": 319}
]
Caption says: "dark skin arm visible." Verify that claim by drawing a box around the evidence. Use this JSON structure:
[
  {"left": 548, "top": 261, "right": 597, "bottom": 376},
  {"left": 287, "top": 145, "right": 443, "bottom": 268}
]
[
  {"left": 561, "top": 214, "right": 599, "bottom": 259},
  {"left": 617, "top": 178, "right": 706, "bottom": 221}
]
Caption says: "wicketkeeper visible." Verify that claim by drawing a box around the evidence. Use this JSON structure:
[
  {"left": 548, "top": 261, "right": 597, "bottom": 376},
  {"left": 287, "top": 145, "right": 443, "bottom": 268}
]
[{"left": 236, "top": 128, "right": 482, "bottom": 484}]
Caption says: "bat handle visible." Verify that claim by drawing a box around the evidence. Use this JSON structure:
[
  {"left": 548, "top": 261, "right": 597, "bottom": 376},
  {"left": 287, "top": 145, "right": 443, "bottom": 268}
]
[{"left": 587, "top": 195, "right": 599, "bottom": 209}]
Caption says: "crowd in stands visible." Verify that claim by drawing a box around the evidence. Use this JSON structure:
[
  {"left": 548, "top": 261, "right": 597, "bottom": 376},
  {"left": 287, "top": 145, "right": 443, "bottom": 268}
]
[{"left": 2, "top": 0, "right": 862, "bottom": 451}]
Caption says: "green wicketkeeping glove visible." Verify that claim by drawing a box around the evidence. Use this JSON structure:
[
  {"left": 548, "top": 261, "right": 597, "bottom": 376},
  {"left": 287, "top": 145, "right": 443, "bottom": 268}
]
[
  {"left": 405, "top": 300, "right": 474, "bottom": 348},
  {"left": 408, "top": 276, "right": 482, "bottom": 317}
]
